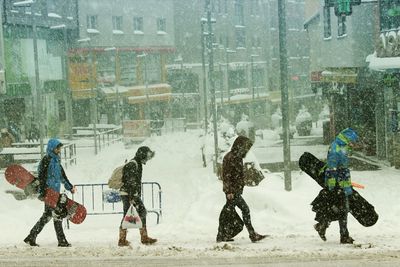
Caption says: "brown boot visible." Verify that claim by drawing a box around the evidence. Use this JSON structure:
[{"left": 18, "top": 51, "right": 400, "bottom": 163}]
[
  {"left": 118, "top": 228, "right": 130, "bottom": 247},
  {"left": 140, "top": 227, "right": 157, "bottom": 245}
]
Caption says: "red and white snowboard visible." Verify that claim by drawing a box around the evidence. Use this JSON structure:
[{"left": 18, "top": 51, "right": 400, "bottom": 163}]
[{"left": 5, "top": 164, "right": 86, "bottom": 224}]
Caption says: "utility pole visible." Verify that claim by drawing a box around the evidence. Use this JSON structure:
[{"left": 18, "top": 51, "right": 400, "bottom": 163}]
[
  {"left": 278, "top": 0, "right": 292, "bottom": 191},
  {"left": 205, "top": 0, "right": 218, "bottom": 172},
  {"left": 225, "top": 49, "right": 236, "bottom": 103},
  {"left": 200, "top": 20, "right": 208, "bottom": 134},
  {"left": 250, "top": 54, "right": 259, "bottom": 121}
]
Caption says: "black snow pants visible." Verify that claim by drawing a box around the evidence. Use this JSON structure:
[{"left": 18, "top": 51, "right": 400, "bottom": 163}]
[
  {"left": 219, "top": 194, "right": 255, "bottom": 234},
  {"left": 27, "top": 204, "right": 67, "bottom": 243}
]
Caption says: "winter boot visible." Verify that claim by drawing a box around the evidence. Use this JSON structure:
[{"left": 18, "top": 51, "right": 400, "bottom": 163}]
[
  {"left": 340, "top": 235, "right": 354, "bottom": 244},
  {"left": 140, "top": 227, "right": 157, "bottom": 245},
  {"left": 118, "top": 228, "right": 131, "bottom": 247},
  {"left": 58, "top": 240, "right": 72, "bottom": 247},
  {"left": 249, "top": 232, "right": 267, "bottom": 243},
  {"left": 23, "top": 235, "right": 39, "bottom": 247},
  {"left": 216, "top": 233, "right": 234, "bottom": 242},
  {"left": 314, "top": 222, "right": 328, "bottom": 241}
]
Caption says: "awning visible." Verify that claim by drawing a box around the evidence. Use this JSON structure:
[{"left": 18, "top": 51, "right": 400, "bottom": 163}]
[
  {"left": 321, "top": 68, "right": 358, "bottom": 84},
  {"left": 71, "top": 89, "right": 95, "bottom": 100},
  {"left": 128, "top": 93, "right": 171, "bottom": 104},
  {"left": 367, "top": 52, "right": 400, "bottom": 71}
]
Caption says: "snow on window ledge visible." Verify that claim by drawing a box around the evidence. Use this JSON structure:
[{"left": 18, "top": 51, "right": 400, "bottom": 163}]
[
  {"left": 113, "top": 30, "right": 124, "bottom": 35},
  {"left": 48, "top": 12, "right": 62, "bottom": 19},
  {"left": 87, "top": 28, "right": 100, "bottom": 34},
  {"left": 134, "top": 30, "right": 144, "bottom": 35},
  {"left": 157, "top": 31, "right": 167, "bottom": 35}
]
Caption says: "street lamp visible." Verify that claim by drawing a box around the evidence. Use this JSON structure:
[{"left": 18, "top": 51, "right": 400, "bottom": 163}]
[
  {"left": 225, "top": 49, "right": 236, "bottom": 103},
  {"left": 205, "top": 0, "right": 219, "bottom": 172},
  {"left": 278, "top": 0, "right": 292, "bottom": 191},
  {"left": 13, "top": 0, "right": 44, "bottom": 157},
  {"left": 77, "top": 37, "right": 98, "bottom": 154},
  {"left": 137, "top": 53, "right": 150, "bottom": 120},
  {"left": 200, "top": 19, "right": 208, "bottom": 134}
]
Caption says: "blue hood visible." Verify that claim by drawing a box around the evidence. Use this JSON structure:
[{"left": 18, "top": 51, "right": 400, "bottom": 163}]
[
  {"left": 46, "top": 138, "right": 63, "bottom": 155},
  {"left": 335, "top": 128, "right": 359, "bottom": 146}
]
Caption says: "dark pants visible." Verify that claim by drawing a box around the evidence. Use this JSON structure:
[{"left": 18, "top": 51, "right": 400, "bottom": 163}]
[
  {"left": 27, "top": 204, "right": 67, "bottom": 243},
  {"left": 338, "top": 196, "right": 350, "bottom": 237},
  {"left": 219, "top": 194, "right": 255, "bottom": 234},
  {"left": 121, "top": 195, "right": 147, "bottom": 228},
  {"left": 317, "top": 194, "right": 350, "bottom": 237}
]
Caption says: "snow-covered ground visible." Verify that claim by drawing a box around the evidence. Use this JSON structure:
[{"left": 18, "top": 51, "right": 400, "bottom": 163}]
[{"left": 1, "top": 129, "right": 400, "bottom": 266}]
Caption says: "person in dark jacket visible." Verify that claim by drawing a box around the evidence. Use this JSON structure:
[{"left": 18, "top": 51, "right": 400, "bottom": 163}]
[
  {"left": 23, "top": 138, "right": 76, "bottom": 247},
  {"left": 118, "top": 146, "right": 156, "bottom": 246},
  {"left": 217, "top": 136, "right": 267, "bottom": 243},
  {"left": 313, "top": 128, "right": 359, "bottom": 244}
]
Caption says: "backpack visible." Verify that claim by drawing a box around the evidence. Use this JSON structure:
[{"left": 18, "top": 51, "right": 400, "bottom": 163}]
[{"left": 108, "top": 159, "right": 137, "bottom": 190}]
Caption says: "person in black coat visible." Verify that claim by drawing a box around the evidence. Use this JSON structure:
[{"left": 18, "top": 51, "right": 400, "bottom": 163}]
[
  {"left": 118, "top": 146, "right": 157, "bottom": 246},
  {"left": 217, "top": 136, "right": 267, "bottom": 243}
]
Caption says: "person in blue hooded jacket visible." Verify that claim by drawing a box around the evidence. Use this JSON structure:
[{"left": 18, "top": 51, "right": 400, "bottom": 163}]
[
  {"left": 23, "top": 138, "right": 76, "bottom": 247},
  {"left": 313, "top": 128, "right": 359, "bottom": 244}
]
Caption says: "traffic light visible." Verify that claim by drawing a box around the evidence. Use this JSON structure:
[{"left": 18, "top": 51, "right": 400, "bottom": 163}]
[
  {"left": 327, "top": 0, "right": 361, "bottom": 17},
  {"left": 335, "top": 0, "right": 352, "bottom": 16}
]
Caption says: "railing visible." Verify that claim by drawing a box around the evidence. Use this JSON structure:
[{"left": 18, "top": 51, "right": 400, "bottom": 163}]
[
  {"left": 72, "top": 125, "right": 122, "bottom": 152},
  {"left": 96, "top": 126, "right": 123, "bottom": 152},
  {"left": 67, "top": 182, "right": 162, "bottom": 225},
  {"left": 0, "top": 142, "right": 77, "bottom": 168}
]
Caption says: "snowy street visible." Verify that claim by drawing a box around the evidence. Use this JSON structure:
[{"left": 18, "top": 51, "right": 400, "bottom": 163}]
[
  {"left": 0, "top": 255, "right": 400, "bottom": 267},
  {"left": 1, "top": 130, "right": 400, "bottom": 266}
]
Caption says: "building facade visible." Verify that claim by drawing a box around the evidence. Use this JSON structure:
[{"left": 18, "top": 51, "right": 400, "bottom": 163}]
[
  {"left": 72, "top": 0, "right": 175, "bottom": 126},
  {"left": 0, "top": 0, "right": 78, "bottom": 139}
]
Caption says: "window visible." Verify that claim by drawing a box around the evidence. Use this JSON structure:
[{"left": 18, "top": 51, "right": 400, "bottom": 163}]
[
  {"left": 157, "top": 17, "right": 166, "bottom": 32},
  {"left": 133, "top": 16, "right": 143, "bottom": 32},
  {"left": 234, "top": 0, "right": 244, "bottom": 26},
  {"left": 250, "top": 0, "right": 255, "bottom": 16},
  {"left": 224, "top": 0, "right": 228, "bottom": 13},
  {"left": 337, "top": 16, "right": 347, "bottom": 38},
  {"left": 87, "top": 15, "right": 98, "bottom": 29},
  {"left": 58, "top": 100, "right": 66, "bottom": 122},
  {"left": 112, "top": 16, "right": 123, "bottom": 31},
  {"left": 235, "top": 28, "right": 246, "bottom": 48}
]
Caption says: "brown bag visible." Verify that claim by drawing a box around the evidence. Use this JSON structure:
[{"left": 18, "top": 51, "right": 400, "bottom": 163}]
[{"left": 243, "top": 162, "right": 265, "bottom": 186}]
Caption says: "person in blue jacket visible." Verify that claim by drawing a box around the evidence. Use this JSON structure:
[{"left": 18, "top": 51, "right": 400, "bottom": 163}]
[
  {"left": 23, "top": 138, "right": 76, "bottom": 247},
  {"left": 314, "top": 128, "right": 359, "bottom": 244}
]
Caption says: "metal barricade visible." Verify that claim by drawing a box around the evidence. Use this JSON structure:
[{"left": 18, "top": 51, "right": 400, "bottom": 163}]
[{"left": 67, "top": 182, "right": 162, "bottom": 224}]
